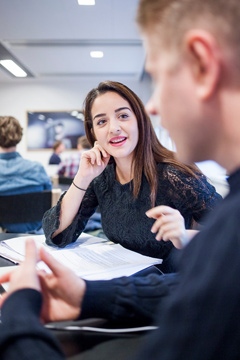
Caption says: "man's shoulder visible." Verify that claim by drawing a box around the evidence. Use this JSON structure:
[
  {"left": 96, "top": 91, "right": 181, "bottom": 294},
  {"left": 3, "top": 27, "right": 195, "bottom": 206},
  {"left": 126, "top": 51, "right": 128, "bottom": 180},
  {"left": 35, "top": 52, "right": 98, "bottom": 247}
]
[
  {"left": 184, "top": 191, "right": 240, "bottom": 259},
  {"left": 20, "top": 157, "right": 45, "bottom": 170}
]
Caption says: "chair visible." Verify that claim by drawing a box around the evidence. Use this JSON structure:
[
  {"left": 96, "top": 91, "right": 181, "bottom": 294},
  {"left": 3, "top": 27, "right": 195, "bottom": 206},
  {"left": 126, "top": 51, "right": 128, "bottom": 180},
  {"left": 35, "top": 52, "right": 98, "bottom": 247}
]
[
  {"left": 58, "top": 176, "right": 72, "bottom": 185},
  {"left": 0, "top": 189, "right": 61, "bottom": 225}
]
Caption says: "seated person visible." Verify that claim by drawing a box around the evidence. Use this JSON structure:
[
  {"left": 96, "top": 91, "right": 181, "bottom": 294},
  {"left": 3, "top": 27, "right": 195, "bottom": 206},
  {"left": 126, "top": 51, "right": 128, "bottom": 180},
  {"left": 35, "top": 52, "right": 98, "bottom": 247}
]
[
  {"left": 0, "top": 116, "right": 52, "bottom": 233},
  {"left": 48, "top": 140, "right": 65, "bottom": 165},
  {"left": 43, "top": 81, "right": 222, "bottom": 273},
  {"left": 58, "top": 135, "right": 91, "bottom": 178}
]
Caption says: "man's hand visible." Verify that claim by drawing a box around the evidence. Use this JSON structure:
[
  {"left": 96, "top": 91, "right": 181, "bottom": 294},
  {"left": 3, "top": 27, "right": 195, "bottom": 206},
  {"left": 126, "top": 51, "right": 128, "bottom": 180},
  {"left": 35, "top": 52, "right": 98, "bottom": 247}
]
[
  {"left": 38, "top": 247, "right": 86, "bottom": 323},
  {"left": 0, "top": 238, "right": 41, "bottom": 306},
  {"left": 0, "top": 239, "right": 87, "bottom": 324}
]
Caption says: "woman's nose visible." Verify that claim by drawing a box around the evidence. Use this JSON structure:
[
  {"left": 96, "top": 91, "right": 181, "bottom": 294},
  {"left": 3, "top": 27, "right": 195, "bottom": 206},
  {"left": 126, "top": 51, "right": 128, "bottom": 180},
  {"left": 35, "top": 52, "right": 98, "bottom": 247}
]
[{"left": 109, "top": 120, "right": 121, "bottom": 134}]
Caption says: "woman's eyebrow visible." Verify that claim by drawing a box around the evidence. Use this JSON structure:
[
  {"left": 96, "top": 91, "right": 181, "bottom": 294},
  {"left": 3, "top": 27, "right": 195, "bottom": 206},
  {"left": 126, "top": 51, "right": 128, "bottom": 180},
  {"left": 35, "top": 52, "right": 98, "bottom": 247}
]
[
  {"left": 115, "top": 107, "right": 131, "bottom": 113},
  {"left": 93, "top": 113, "right": 106, "bottom": 121},
  {"left": 93, "top": 107, "right": 131, "bottom": 121}
]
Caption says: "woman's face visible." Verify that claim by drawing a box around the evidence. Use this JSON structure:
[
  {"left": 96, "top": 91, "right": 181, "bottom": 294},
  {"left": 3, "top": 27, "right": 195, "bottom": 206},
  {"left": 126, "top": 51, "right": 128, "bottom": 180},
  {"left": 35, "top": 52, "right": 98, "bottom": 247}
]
[{"left": 91, "top": 91, "right": 139, "bottom": 161}]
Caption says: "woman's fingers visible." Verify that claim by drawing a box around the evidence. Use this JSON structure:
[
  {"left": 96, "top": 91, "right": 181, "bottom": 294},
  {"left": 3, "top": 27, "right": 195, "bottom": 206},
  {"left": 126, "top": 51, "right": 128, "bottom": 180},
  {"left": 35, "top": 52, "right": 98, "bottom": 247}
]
[
  {"left": 92, "top": 142, "right": 109, "bottom": 165},
  {"left": 91, "top": 148, "right": 103, "bottom": 165},
  {"left": 146, "top": 205, "right": 178, "bottom": 219},
  {"left": 155, "top": 220, "right": 185, "bottom": 240},
  {"left": 146, "top": 206, "right": 186, "bottom": 247},
  {"left": 152, "top": 215, "right": 178, "bottom": 238},
  {"left": 150, "top": 212, "right": 181, "bottom": 232},
  {"left": 82, "top": 145, "right": 109, "bottom": 166},
  {"left": 94, "top": 141, "right": 108, "bottom": 158}
]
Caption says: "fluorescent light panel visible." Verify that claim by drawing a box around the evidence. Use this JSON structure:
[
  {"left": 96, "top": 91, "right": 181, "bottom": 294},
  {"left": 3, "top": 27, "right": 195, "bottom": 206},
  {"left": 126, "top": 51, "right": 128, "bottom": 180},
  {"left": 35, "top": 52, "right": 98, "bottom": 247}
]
[
  {"left": 90, "top": 51, "right": 104, "bottom": 58},
  {"left": 78, "top": 0, "right": 95, "bottom": 5},
  {"left": 0, "top": 59, "right": 27, "bottom": 77}
]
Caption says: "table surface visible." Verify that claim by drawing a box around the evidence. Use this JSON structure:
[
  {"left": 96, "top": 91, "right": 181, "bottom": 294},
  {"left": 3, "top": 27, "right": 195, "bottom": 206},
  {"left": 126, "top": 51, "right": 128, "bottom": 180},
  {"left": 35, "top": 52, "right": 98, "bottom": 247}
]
[{"left": 0, "top": 233, "right": 146, "bottom": 359}]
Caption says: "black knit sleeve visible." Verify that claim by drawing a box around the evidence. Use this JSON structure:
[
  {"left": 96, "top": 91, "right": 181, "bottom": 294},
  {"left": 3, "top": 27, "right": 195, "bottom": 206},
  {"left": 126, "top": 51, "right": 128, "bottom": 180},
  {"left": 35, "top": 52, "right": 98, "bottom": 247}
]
[
  {"left": 43, "top": 183, "right": 99, "bottom": 248},
  {"left": 80, "top": 273, "right": 179, "bottom": 325},
  {"left": 0, "top": 289, "right": 64, "bottom": 360},
  {"left": 162, "top": 165, "right": 222, "bottom": 226}
]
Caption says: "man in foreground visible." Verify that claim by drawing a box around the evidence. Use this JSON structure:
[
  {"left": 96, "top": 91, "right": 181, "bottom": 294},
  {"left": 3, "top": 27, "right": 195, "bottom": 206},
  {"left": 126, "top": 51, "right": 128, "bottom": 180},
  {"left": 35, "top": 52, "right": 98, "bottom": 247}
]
[{"left": 0, "top": 0, "right": 240, "bottom": 359}]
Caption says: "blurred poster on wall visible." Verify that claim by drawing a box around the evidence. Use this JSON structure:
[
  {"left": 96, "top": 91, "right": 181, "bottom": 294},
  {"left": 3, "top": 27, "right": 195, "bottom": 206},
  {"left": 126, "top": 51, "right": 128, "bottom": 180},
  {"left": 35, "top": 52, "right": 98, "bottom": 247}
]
[{"left": 27, "top": 110, "right": 85, "bottom": 150}]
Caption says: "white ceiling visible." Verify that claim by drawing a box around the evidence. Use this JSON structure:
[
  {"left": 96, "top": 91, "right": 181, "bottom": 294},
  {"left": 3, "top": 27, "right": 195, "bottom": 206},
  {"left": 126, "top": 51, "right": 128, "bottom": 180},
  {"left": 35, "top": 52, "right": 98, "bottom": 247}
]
[{"left": 0, "top": 0, "right": 146, "bottom": 83}]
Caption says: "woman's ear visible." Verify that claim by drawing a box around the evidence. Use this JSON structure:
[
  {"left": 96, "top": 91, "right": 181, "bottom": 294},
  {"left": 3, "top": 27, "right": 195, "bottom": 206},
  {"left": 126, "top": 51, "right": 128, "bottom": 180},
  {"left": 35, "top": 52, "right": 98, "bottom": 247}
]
[{"left": 184, "top": 30, "right": 221, "bottom": 100}]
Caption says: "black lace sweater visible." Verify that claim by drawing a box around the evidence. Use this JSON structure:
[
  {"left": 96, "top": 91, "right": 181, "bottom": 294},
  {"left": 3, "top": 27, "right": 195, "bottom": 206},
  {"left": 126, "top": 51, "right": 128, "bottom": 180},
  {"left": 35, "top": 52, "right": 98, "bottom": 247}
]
[{"left": 43, "top": 163, "right": 222, "bottom": 260}]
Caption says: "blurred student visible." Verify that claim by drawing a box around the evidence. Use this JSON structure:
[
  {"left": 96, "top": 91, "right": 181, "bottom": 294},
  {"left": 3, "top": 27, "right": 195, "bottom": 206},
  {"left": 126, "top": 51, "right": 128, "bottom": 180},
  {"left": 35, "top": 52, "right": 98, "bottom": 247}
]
[
  {"left": 48, "top": 140, "right": 65, "bottom": 165},
  {"left": 58, "top": 135, "right": 91, "bottom": 178},
  {"left": 0, "top": 116, "right": 52, "bottom": 233}
]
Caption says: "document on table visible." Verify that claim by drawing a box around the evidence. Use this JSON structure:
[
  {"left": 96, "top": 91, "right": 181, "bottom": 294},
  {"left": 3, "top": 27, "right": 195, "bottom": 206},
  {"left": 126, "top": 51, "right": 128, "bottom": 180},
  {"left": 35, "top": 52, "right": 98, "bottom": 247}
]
[{"left": 0, "top": 233, "right": 162, "bottom": 280}]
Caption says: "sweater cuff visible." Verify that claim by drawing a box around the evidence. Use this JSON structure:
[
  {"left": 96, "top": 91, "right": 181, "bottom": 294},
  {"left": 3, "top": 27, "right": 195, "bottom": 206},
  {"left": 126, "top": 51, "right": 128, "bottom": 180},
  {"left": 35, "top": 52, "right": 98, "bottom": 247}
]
[
  {"left": 2, "top": 288, "right": 42, "bottom": 324},
  {"left": 0, "top": 289, "right": 43, "bottom": 347},
  {"left": 0, "top": 289, "right": 63, "bottom": 356},
  {"left": 80, "top": 280, "right": 116, "bottom": 319}
]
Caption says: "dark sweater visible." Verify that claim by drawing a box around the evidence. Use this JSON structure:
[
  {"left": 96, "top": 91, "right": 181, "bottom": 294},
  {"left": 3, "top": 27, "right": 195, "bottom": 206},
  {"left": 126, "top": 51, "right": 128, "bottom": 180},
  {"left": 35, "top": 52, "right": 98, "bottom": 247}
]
[
  {"left": 136, "top": 168, "right": 240, "bottom": 360},
  {"left": 43, "top": 163, "right": 221, "bottom": 260},
  {"left": 0, "top": 289, "right": 64, "bottom": 360},
  {"left": 0, "top": 273, "right": 179, "bottom": 360}
]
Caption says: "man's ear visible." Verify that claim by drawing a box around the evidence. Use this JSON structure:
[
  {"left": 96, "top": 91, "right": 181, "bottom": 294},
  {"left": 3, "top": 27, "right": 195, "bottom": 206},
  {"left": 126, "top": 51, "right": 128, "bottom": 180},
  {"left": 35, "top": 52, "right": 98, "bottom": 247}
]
[{"left": 184, "top": 30, "right": 221, "bottom": 100}]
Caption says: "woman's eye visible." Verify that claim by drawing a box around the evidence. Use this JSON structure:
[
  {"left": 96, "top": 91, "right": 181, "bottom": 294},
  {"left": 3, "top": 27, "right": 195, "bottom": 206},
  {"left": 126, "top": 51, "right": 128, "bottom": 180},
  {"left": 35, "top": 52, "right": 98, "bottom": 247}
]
[
  {"left": 119, "top": 113, "right": 129, "bottom": 119},
  {"left": 97, "top": 119, "right": 106, "bottom": 126}
]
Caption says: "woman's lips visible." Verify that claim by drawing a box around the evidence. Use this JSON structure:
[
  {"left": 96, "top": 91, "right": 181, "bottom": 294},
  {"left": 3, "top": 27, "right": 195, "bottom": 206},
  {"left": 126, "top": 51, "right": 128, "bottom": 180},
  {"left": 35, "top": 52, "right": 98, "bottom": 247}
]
[{"left": 109, "top": 136, "right": 127, "bottom": 146}]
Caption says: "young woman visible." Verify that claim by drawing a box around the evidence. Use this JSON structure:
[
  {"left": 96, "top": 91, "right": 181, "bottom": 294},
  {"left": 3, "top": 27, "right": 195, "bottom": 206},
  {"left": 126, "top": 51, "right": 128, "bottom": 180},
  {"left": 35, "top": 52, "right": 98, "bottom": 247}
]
[{"left": 42, "top": 81, "right": 221, "bottom": 271}]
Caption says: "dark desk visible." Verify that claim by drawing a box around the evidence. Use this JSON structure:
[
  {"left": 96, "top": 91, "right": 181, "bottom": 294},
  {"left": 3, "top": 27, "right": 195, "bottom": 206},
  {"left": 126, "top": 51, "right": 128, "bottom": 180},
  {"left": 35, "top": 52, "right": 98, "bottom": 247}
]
[{"left": 0, "top": 233, "right": 148, "bottom": 360}]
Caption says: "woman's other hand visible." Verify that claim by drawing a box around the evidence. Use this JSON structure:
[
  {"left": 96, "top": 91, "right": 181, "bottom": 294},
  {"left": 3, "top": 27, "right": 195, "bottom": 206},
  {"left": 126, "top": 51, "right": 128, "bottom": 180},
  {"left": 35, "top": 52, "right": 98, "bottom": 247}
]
[{"left": 146, "top": 206, "right": 189, "bottom": 249}]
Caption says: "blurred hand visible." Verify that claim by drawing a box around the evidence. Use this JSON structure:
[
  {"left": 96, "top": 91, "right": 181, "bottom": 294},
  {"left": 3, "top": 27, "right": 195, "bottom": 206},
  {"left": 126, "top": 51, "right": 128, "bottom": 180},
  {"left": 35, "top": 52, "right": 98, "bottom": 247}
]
[
  {"left": 146, "top": 205, "right": 187, "bottom": 249},
  {"left": 0, "top": 238, "right": 41, "bottom": 306},
  {"left": 0, "top": 239, "right": 86, "bottom": 324},
  {"left": 38, "top": 247, "right": 86, "bottom": 323}
]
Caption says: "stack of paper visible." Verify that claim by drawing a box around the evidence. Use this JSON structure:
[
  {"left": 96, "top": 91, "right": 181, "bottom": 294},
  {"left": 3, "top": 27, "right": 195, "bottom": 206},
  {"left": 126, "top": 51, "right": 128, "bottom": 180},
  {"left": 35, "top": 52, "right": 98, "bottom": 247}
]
[{"left": 0, "top": 233, "right": 162, "bottom": 280}]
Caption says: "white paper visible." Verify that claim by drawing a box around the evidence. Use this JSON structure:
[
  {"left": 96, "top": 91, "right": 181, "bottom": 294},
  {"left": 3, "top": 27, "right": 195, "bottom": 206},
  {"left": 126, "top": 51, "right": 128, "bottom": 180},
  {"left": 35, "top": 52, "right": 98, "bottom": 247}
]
[{"left": 0, "top": 233, "right": 162, "bottom": 280}]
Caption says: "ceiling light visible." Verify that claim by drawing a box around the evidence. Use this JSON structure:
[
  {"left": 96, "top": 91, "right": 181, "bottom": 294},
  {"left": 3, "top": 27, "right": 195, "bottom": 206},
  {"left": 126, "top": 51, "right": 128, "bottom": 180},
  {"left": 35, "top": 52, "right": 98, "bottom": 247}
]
[
  {"left": 78, "top": 0, "right": 95, "bottom": 5},
  {"left": 0, "top": 59, "right": 27, "bottom": 77},
  {"left": 90, "top": 51, "right": 104, "bottom": 58}
]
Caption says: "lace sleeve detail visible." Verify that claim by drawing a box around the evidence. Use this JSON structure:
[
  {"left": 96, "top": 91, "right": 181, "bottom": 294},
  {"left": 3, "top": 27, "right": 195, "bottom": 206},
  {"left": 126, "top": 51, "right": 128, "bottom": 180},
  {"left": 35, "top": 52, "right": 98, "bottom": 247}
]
[{"left": 162, "top": 165, "right": 222, "bottom": 226}]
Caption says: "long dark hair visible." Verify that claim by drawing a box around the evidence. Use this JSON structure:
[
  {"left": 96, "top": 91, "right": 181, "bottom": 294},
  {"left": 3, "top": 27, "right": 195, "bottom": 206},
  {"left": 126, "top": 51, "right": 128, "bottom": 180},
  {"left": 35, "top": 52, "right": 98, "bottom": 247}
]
[{"left": 83, "top": 80, "right": 200, "bottom": 206}]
